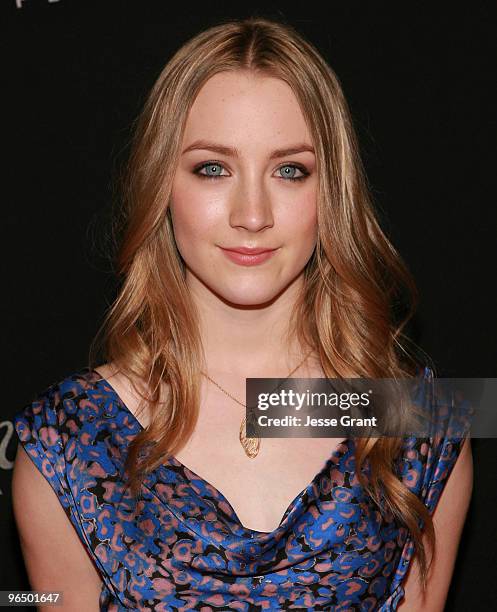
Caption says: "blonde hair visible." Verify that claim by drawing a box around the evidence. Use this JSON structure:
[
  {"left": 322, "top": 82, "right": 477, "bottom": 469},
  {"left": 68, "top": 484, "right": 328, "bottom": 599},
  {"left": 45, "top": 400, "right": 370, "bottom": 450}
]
[{"left": 89, "top": 16, "right": 435, "bottom": 589}]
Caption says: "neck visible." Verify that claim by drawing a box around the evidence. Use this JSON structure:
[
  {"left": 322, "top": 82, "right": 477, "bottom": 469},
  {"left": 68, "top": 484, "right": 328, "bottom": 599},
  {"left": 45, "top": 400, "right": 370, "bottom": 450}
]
[{"left": 186, "top": 271, "right": 316, "bottom": 379}]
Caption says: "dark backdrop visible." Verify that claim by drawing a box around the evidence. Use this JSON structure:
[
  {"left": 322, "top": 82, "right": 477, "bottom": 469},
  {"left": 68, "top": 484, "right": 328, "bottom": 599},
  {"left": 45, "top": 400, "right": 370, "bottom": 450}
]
[{"left": 2, "top": 1, "right": 495, "bottom": 608}]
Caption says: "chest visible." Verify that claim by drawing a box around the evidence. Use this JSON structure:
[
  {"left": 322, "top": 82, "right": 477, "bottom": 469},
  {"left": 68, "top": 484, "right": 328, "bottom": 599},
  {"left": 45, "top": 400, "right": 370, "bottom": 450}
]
[
  {"left": 172, "top": 404, "right": 347, "bottom": 533},
  {"left": 100, "top": 365, "right": 348, "bottom": 533}
]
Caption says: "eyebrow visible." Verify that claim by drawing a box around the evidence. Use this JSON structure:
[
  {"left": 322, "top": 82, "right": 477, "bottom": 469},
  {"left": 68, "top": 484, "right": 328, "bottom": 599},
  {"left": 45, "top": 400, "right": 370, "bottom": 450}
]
[{"left": 181, "top": 139, "right": 315, "bottom": 159}]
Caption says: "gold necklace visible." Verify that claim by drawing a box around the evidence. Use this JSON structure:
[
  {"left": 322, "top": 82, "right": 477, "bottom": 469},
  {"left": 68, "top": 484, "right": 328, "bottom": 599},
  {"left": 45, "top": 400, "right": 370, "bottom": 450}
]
[{"left": 201, "top": 349, "right": 313, "bottom": 459}]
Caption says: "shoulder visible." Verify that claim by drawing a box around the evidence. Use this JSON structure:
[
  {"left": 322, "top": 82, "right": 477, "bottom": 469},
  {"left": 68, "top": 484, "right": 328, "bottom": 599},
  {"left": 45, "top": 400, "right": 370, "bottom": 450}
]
[
  {"left": 11, "top": 367, "right": 104, "bottom": 540},
  {"left": 13, "top": 368, "right": 103, "bottom": 446},
  {"left": 12, "top": 365, "right": 140, "bottom": 484},
  {"left": 92, "top": 362, "right": 150, "bottom": 425},
  {"left": 12, "top": 365, "right": 142, "bottom": 536},
  {"left": 398, "top": 437, "right": 472, "bottom": 609},
  {"left": 396, "top": 367, "right": 472, "bottom": 514},
  {"left": 11, "top": 371, "right": 114, "bottom": 604}
]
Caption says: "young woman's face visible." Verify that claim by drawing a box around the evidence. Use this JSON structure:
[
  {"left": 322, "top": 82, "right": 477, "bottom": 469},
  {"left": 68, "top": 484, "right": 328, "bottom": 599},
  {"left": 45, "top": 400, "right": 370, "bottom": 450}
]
[{"left": 170, "top": 70, "right": 318, "bottom": 306}]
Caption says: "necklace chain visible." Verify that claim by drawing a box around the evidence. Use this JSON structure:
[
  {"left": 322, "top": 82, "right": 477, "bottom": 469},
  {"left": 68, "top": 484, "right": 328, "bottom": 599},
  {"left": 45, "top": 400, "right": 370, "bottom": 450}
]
[
  {"left": 200, "top": 349, "right": 314, "bottom": 458},
  {"left": 200, "top": 349, "right": 313, "bottom": 408}
]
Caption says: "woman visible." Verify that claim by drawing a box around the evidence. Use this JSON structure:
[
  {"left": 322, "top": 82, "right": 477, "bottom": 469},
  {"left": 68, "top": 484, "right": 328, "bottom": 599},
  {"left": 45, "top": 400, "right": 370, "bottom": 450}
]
[{"left": 12, "top": 16, "right": 472, "bottom": 611}]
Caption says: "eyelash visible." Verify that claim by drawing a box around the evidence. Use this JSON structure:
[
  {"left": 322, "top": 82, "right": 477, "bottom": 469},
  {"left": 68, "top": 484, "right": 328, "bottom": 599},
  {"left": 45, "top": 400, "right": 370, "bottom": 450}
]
[{"left": 193, "top": 161, "right": 310, "bottom": 182}]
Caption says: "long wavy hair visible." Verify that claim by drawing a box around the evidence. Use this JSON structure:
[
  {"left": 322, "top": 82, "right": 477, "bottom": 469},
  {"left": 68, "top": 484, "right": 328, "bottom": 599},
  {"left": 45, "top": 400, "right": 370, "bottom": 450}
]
[{"left": 89, "top": 16, "right": 436, "bottom": 589}]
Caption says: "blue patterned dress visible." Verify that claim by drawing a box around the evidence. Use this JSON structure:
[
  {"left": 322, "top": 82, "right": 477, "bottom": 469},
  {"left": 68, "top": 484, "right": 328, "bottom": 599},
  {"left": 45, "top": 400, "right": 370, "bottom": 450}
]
[{"left": 13, "top": 367, "right": 467, "bottom": 611}]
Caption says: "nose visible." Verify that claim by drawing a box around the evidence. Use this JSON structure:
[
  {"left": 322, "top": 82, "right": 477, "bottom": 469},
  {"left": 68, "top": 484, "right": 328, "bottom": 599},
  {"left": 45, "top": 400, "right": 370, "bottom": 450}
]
[{"left": 228, "top": 174, "right": 274, "bottom": 232}]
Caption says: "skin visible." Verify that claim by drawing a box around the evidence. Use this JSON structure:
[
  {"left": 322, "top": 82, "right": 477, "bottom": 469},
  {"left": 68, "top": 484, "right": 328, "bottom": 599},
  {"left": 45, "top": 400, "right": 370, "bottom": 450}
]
[
  {"left": 12, "top": 70, "right": 473, "bottom": 610},
  {"left": 399, "top": 437, "right": 473, "bottom": 609},
  {"left": 169, "top": 70, "right": 319, "bottom": 377}
]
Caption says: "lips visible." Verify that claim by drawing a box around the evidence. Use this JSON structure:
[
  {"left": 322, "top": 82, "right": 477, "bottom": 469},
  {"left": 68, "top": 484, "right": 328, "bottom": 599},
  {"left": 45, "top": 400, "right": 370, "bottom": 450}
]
[
  {"left": 219, "top": 245, "right": 279, "bottom": 266},
  {"left": 221, "top": 246, "right": 277, "bottom": 254}
]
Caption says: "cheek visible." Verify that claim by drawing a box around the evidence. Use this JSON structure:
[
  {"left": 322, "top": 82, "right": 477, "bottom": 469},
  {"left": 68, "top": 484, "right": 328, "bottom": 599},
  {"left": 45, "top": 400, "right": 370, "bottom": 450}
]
[
  {"left": 282, "top": 197, "right": 318, "bottom": 268},
  {"left": 282, "top": 193, "right": 318, "bottom": 243},
  {"left": 170, "top": 185, "right": 222, "bottom": 250}
]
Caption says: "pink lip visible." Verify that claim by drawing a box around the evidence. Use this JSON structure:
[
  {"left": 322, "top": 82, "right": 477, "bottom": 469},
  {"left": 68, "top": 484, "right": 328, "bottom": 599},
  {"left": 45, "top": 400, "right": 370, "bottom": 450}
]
[
  {"left": 222, "top": 246, "right": 277, "bottom": 254},
  {"left": 219, "top": 246, "right": 279, "bottom": 266}
]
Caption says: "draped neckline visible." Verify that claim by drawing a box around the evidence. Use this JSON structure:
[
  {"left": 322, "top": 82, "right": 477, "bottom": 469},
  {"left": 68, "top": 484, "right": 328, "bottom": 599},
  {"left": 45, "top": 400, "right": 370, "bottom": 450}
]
[{"left": 87, "top": 367, "right": 353, "bottom": 538}]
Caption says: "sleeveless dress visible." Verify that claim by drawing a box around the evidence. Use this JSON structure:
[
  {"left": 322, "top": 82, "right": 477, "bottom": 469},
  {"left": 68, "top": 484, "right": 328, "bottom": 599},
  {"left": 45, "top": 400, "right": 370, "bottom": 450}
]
[{"left": 13, "top": 366, "right": 468, "bottom": 611}]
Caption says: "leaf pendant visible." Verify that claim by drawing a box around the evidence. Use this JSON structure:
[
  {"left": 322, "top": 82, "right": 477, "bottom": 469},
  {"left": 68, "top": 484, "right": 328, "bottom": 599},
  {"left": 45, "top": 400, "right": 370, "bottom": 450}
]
[{"left": 239, "top": 410, "right": 260, "bottom": 459}]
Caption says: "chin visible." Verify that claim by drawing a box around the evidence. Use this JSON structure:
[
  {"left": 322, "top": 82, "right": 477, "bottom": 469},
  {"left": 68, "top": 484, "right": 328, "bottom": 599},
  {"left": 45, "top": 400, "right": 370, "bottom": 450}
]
[{"left": 213, "top": 284, "right": 285, "bottom": 308}]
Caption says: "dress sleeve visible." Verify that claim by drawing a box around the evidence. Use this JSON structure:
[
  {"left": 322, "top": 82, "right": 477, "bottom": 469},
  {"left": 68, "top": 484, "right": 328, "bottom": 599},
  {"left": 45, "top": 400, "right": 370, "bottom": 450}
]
[
  {"left": 12, "top": 382, "right": 101, "bottom": 570},
  {"left": 13, "top": 385, "right": 72, "bottom": 510},
  {"left": 12, "top": 376, "right": 125, "bottom": 606},
  {"left": 381, "top": 368, "right": 472, "bottom": 609},
  {"left": 415, "top": 367, "right": 471, "bottom": 516}
]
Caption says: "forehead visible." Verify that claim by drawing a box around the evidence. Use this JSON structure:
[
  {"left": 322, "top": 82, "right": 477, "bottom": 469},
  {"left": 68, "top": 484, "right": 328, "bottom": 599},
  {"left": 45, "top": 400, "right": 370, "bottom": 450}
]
[{"left": 182, "top": 71, "right": 312, "bottom": 148}]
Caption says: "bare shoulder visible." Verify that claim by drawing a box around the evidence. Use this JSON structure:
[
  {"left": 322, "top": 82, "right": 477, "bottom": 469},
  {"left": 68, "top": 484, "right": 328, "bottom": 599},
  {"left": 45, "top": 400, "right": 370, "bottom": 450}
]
[
  {"left": 398, "top": 437, "right": 473, "bottom": 611},
  {"left": 93, "top": 362, "right": 158, "bottom": 427},
  {"left": 12, "top": 444, "right": 103, "bottom": 610},
  {"left": 93, "top": 361, "right": 120, "bottom": 383},
  {"left": 94, "top": 361, "right": 139, "bottom": 410}
]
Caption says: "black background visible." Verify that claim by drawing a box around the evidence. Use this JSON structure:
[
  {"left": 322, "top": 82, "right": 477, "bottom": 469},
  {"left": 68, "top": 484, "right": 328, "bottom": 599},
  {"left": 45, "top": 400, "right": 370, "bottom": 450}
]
[{"left": 2, "top": 0, "right": 496, "bottom": 607}]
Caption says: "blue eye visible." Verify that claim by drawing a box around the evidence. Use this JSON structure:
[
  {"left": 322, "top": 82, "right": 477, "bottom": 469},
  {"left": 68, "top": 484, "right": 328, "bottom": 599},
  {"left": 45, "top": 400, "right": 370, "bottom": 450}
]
[
  {"left": 194, "top": 162, "right": 227, "bottom": 179},
  {"left": 277, "top": 164, "right": 309, "bottom": 182},
  {"left": 193, "top": 161, "right": 310, "bottom": 182}
]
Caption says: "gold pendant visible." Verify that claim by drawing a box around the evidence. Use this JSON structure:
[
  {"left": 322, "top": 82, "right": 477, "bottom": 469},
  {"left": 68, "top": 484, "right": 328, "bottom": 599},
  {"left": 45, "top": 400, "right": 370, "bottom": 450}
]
[{"left": 239, "top": 410, "right": 260, "bottom": 458}]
